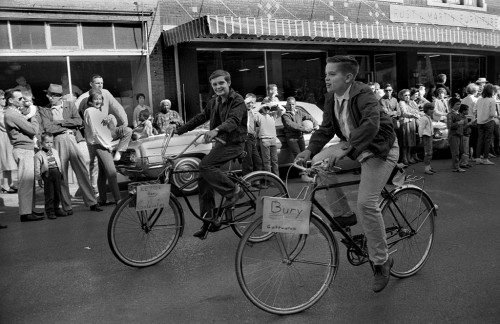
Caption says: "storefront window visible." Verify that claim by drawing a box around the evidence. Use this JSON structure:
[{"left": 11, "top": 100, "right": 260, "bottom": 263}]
[
  {"left": 50, "top": 23, "right": 78, "bottom": 47},
  {"left": 374, "top": 54, "right": 397, "bottom": 91},
  {"left": 267, "top": 51, "right": 326, "bottom": 106},
  {"left": 115, "top": 24, "right": 143, "bottom": 49},
  {"left": 416, "top": 53, "right": 485, "bottom": 97},
  {"left": 0, "top": 22, "right": 9, "bottom": 49},
  {"left": 82, "top": 23, "right": 114, "bottom": 49},
  {"left": 10, "top": 22, "right": 46, "bottom": 49}
]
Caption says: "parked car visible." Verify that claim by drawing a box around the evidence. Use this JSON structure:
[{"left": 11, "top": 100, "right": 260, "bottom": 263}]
[
  {"left": 431, "top": 121, "right": 449, "bottom": 150},
  {"left": 115, "top": 101, "right": 357, "bottom": 195}
]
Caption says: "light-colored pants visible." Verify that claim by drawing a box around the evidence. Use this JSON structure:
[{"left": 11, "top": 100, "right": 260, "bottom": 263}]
[
  {"left": 77, "top": 141, "right": 98, "bottom": 193},
  {"left": 358, "top": 142, "right": 399, "bottom": 265},
  {"left": 313, "top": 140, "right": 399, "bottom": 265},
  {"left": 259, "top": 137, "right": 279, "bottom": 176},
  {"left": 12, "top": 148, "right": 35, "bottom": 216},
  {"left": 55, "top": 134, "right": 96, "bottom": 210}
]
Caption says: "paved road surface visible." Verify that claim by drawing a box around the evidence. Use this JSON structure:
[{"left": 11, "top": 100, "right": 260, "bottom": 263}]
[{"left": 1, "top": 158, "right": 499, "bottom": 323}]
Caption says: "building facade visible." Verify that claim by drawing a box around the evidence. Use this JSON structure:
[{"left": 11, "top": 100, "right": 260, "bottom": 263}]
[{"left": 158, "top": 0, "right": 500, "bottom": 120}]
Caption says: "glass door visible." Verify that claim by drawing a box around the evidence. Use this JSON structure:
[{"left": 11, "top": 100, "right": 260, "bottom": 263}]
[{"left": 374, "top": 54, "right": 397, "bottom": 90}]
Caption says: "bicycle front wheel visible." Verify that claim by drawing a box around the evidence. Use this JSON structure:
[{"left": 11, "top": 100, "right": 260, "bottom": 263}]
[
  {"left": 230, "top": 171, "right": 288, "bottom": 242},
  {"left": 107, "top": 195, "right": 183, "bottom": 267},
  {"left": 381, "top": 187, "right": 436, "bottom": 278},
  {"left": 235, "top": 214, "right": 339, "bottom": 315}
]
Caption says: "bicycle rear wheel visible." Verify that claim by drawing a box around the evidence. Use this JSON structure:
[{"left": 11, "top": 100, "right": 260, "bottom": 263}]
[
  {"left": 108, "top": 195, "right": 183, "bottom": 267},
  {"left": 381, "top": 187, "right": 436, "bottom": 278},
  {"left": 235, "top": 214, "right": 339, "bottom": 315},
  {"left": 230, "top": 171, "right": 288, "bottom": 242}
]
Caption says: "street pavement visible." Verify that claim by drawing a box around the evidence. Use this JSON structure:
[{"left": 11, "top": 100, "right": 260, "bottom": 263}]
[{"left": 0, "top": 157, "right": 499, "bottom": 323}]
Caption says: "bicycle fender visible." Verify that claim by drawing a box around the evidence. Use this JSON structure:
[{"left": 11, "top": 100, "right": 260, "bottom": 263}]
[
  {"left": 384, "top": 185, "right": 439, "bottom": 216},
  {"left": 169, "top": 194, "right": 186, "bottom": 237}
]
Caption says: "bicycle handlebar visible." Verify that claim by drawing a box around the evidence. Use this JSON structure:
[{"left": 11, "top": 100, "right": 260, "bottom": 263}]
[{"left": 161, "top": 127, "right": 226, "bottom": 161}]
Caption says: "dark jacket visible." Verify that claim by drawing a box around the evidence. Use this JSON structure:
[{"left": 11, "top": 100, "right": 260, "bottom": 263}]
[
  {"left": 281, "top": 109, "right": 317, "bottom": 138},
  {"left": 307, "top": 81, "right": 396, "bottom": 160},
  {"left": 177, "top": 89, "right": 247, "bottom": 145},
  {"left": 38, "top": 101, "right": 85, "bottom": 142}
]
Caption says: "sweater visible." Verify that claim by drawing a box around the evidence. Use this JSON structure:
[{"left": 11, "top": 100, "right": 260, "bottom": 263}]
[
  {"left": 4, "top": 107, "right": 39, "bottom": 150},
  {"left": 476, "top": 97, "right": 497, "bottom": 125},
  {"left": 75, "top": 89, "right": 128, "bottom": 126}
]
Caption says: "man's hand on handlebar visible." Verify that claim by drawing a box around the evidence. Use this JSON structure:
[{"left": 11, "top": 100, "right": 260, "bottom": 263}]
[
  {"left": 294, "top": 150, "right": 312, "bottom": 166},
  {"left": 203, "top": 129, "right": 219, "bottom": 144}
]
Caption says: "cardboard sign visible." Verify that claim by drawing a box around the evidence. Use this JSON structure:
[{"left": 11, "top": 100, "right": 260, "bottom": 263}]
[
  {"left": 135, "top": 184, "right": 171, "bottom": 211},
  {"left": 261, "top": 197, "right": 311, "bottom": 234}
]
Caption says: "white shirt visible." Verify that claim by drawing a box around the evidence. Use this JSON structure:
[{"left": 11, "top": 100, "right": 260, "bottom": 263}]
[{"left": 84, "top": 107, "right": 115, "bottom": 149}]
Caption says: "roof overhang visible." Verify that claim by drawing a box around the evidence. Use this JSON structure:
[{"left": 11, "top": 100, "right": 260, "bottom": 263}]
[{"left": 163, "top": 15, "right": 500, "bottom": 50}]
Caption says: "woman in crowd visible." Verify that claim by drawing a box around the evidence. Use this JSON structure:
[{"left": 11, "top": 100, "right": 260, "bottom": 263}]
[
  {"left": 132, "top": 93, "right": 153, "bottom": 128},
  {"left": 0, "top": 90, "right": 18, "bottom": 193},
  {"left": 461, "top": 83, "right": 480, "bottom": 160},
  {"left": 399, "top": 89, "right": 422, "bottom": 164},
  {"left": 83, "top": 89, "right": 121, "bottom": 205},
  {"left": 475, "top": 83, "right": 498, "bottom": 165},
  {"left": 153, "top": 99, "right": 184, "bottom": 134}
]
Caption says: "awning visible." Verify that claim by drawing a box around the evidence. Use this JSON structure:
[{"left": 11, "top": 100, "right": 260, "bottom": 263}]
[{"left": 163, "top": 15, "right": 500, "bottom": 49}]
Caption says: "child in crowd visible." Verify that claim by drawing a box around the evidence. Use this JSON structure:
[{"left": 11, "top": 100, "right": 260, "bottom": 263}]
[
  {"left": 418, "top": 103, "right": 436, "bottom": 175},
  {"left": 447, "top": 97, "right": 466, "bottom": 172},
  {"left": 459, "top": 104, "right": 475, "bottom": 169},
  {"left": 34, "top": 132, "right": 68, "bottom": 219},
  {"left": 132, "top": 109, "right": 153, "bottom": 140}
]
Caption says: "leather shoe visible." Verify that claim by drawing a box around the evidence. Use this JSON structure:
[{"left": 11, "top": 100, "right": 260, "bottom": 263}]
[
  {"left": 330, "top": 213, "right": 357, "bottom": 232},
  {"left": 32, "top": 210, "right": 45, "bottom": 216},
  {"left": 47, "top": 213, "right": 57, "bottom": 220},
  {"left": 20, "top": 214, "right": 44, "bottom": 222},
  {"left": 55, "top": 209, "right": 69, "bottom": 217},
  {"left": 373, "top": 256, "right": 394, "bottom": 292},
  {"left": 98, "top": 201, "right": 116, "bottom": 206},
  {"left": 90, "top": 204, "right": 103, "bottom": 212},
  {"left": 0, "top": 224, "right": 8, "bottom": 229},
  {"left": 66, "top": 209, "right": 74, "bottom": 215},
  {"left": 193, "top": 223, "right": 210, "bottom": 239}
]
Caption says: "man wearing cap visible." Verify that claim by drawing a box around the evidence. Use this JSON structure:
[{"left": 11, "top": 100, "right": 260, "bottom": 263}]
[
  {"left": 4, "top": 88, "right": 44, "bottom": 222},
  {"left": 38, "top": 84, "right": 102, "bottom": 214}
]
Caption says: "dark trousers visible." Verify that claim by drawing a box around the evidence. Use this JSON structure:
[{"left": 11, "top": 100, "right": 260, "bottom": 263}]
[
  {"left": 91, "top": 145, "right": 121, "bottom": 203},
  {"left": 286, "top": 136, "right": 306, "bottom": 158},
  {"left": 476, "top": 120, "right": 495, "bottom": 159},
  {"left": 42, "top": 168, "right": 62, "bottom": 215},
  {"left": 198, "top": 142, "right": 244, "bottom": 217},
  {"left": 242, "top": 135, "right": 262, "bottom": 176},
  {"left": 422, "top": 135, "right": 433, "bottom": 166},
  {"left": 469, "top": 125, "right": 478, "bottom": 158},
  {"left": 449, "top": 135, "right": 463, "bottom": 169},
  {"left": 493, "top": 122, "right": 500, "bottom": 155}
]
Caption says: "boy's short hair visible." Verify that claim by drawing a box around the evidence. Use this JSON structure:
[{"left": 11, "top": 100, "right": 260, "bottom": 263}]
[
  {"left": 41, "top": 132, "right": 54, "bottom": 141},
  {"left": 286, "top": 96, "right": 296, "bottom": 102},
  {"left": 423, "top": 102, "right": 434, "bottom": 114},
  {"left": 245, "top": 93, "right": 256, "bottom": 99},
  {"left": 139, "top": 109, "right": 150, "bottom": 119},
  {"left": 136, "top": 93, "right": 145, "bottom": 101},
  {"left": 449, "top": 97, "right": 461, "bottom": 108},
  {"left": 209, "top": 70, "right": 231, "bottom": 83},
  {"left": 459, "top": 104, "right": 469, "bottom": 113},
  {"left": 326, "top": 55, "right": 359, "bottom": 78},
  {"left": 267, "top": 84, "right": 277, "bottom": 92}
]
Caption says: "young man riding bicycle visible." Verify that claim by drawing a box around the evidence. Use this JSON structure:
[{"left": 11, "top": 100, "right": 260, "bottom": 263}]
[
  {"left": 295, "top": 55, "right": 399, "bottom": 292},
  {"left": 175, "top": 69, "right": 247, "bottom": 238}
]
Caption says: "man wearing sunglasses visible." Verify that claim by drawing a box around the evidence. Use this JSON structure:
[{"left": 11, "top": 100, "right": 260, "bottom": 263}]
[
  {"left": 38, "top": 84, "right": 102, "bottom": 215},
  {"left": 3, "top": 89, "right": 44, "bottom": 222}
]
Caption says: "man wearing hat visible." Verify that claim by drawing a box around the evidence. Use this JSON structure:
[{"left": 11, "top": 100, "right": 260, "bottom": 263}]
[
  {"left": 38, "top": 84, "right": 102, "bottom": 214},
  {"left": 475, "top": 77, "right": 488, "bottom": 96}
]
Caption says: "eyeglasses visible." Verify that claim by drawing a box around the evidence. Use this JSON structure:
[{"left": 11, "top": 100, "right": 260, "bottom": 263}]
[
  {"left": 16, "top": 97, "right": 25, "bottom": 101},
  {"left": 385, "top": 89, "right": 393, "bottom": 92}
]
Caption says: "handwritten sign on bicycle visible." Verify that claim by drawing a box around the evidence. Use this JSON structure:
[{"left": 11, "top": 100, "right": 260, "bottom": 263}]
[
  {"left": 261, "top": 197, "right": 311, "bottom": 234},
  {"left": 136, "top": 184, "right": 171, "bottom": 211}
]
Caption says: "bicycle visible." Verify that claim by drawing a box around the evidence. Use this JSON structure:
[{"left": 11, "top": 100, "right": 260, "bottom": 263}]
[
  {"left": 235, "top": 161, "right": 438, "bottom": 315},
  {"left": 107, "top": 129, "right": 288, "bottom": 268}
]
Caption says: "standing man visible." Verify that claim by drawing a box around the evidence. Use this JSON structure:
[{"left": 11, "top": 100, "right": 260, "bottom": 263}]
[
  {"left": 281, "top": 96, "right": 318, "bottom": 182},
  {"left": 4, "top": 89, "right": 43, "bottom": 222},
  {"left": 241, "top": 93, "right": 262, "bottom": 176},
  {"left": 175, "top": 69, "right": 247, "bottom": 239},
  {"left": 296, "top": 56, "right": 399, "bottom": 293},
  {"left": 38, "top": 84, "right": 101, "bottom": 214}
]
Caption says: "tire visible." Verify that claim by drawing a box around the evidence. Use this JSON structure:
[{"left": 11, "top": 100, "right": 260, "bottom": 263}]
[
  {"left": 107, "top": 195, "right": 183, "bottom": 267},
  {"left": 230, "top": 171, "right": 288, "bottom": 242},
  {"left": 380, "top": 187, "right": 436, "bottom": 278},
  {"left": 235, "top": 214, "right": 339, "bottom": 315},
  {"left": 171, "top": 157, "right": 201, "bottom": 196}
]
